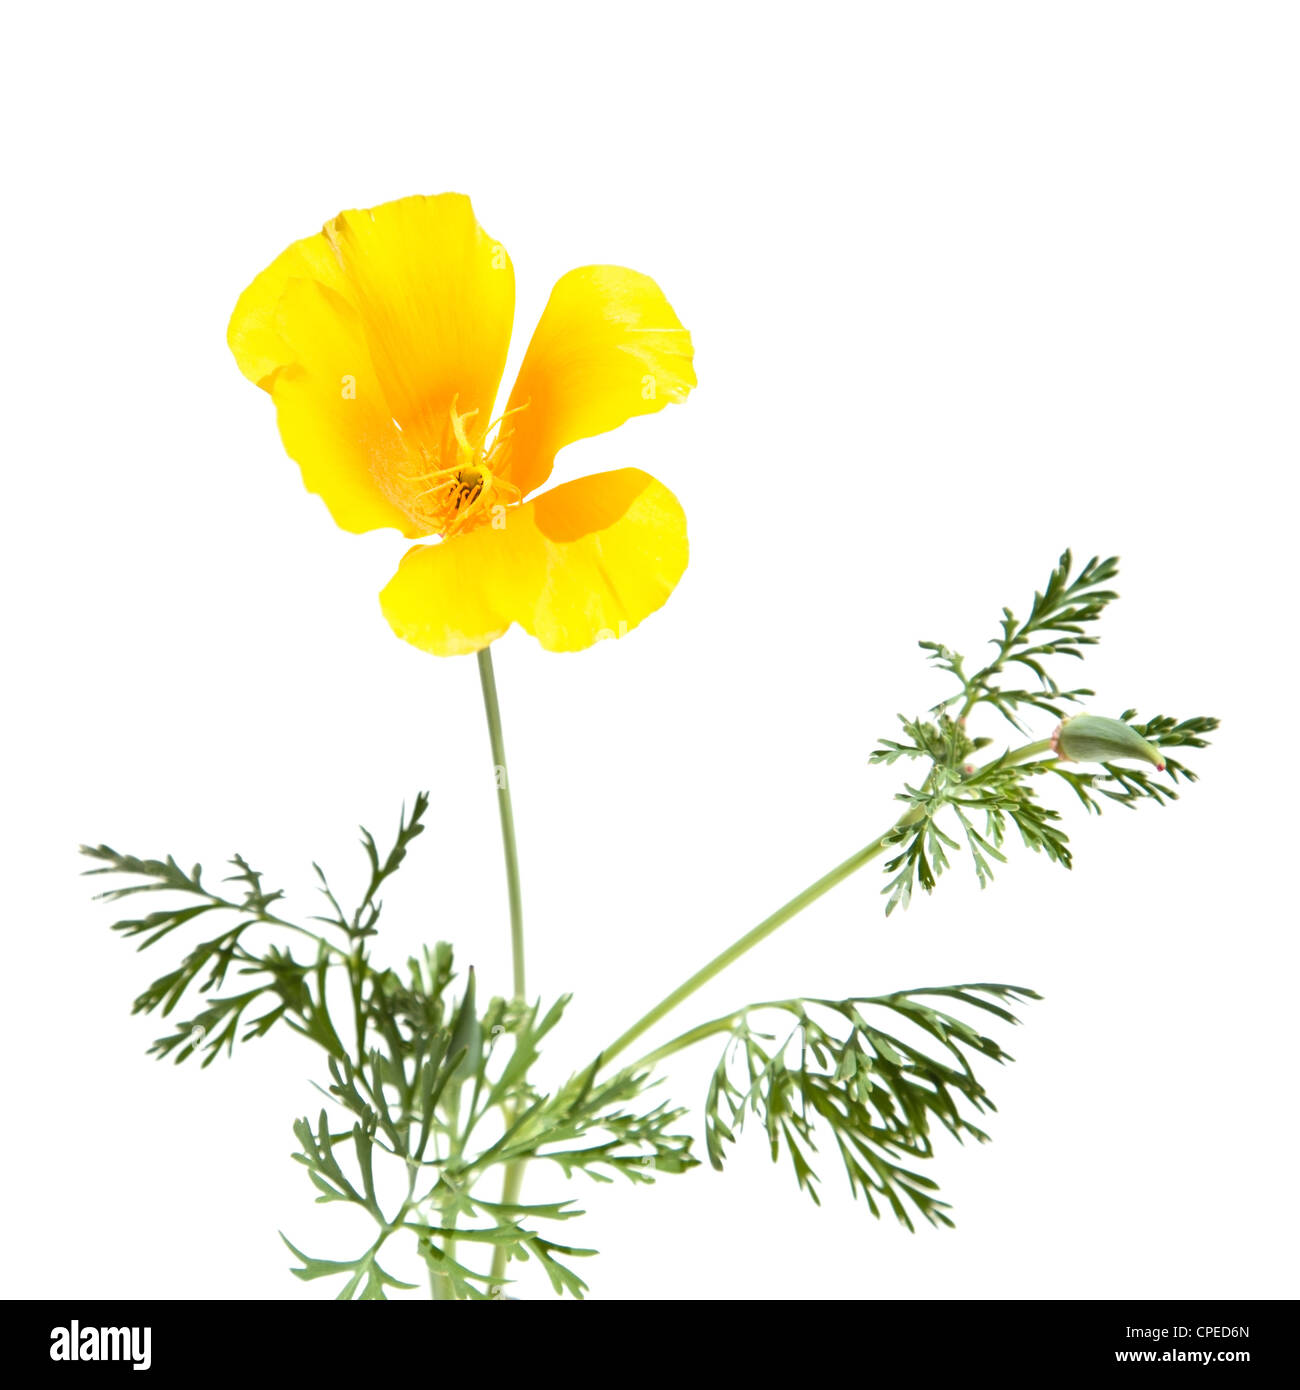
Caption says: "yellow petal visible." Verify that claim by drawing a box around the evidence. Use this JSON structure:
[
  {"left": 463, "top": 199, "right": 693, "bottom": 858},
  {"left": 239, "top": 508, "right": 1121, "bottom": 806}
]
[
  {"left": 323, "top": 194, "right": 515, "bottom": 445},
  {"left": 379, "top": 468, "right": 688, "bottom": 656},
  {"left": 228, "top": 230, "right": 350, "bottom": 390},
  {"left": 229, "top": 195, "right": 515, "bottom": 535},
  {"left": 501, "top": 267, "right": 696, "bottom": 498},
  {"left": 270, "top": 278, "right": 421, "bottom": 536}
]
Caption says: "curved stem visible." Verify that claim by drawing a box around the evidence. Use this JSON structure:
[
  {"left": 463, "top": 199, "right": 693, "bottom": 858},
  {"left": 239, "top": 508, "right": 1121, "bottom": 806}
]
[
  {"left": 629, "top": 1009, "right": 753, "bottom": 1072},
  {"left": 600, "top": 824, "right": 908, "bottom": 1070},
  {"left": 997, "top": 738, "right": 1055, "bottom": 768},
  {"left": 600, "top": 739, "right": 1058, "bottom": 1071}
]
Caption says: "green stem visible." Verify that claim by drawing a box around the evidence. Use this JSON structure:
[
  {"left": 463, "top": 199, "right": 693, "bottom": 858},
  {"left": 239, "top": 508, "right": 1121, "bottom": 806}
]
[
  {"left": 629, "top": 1009, "right": 762, "bottom": 1072},
  {"left": 476, "top": 645, "right": 528, "bottom": 1297},
  {"left": 601, "top": 826, "right": 905, "bottom": 1070},
  {"left": 348, "top": 944, "right": 367, "bottom": 1068},
  {"left": 428, "top": 1207, "right": 456, "bottom": 1300},
  {"left": 601, "top": 738, "right": 1057, "bottom": 1070},
  {"left": 429, "top": 1234, "right": 458, "bottom": 1302},
  {"left": 477, "top": 648, "right": 526, "bottom": 1002},
  {"left": 999, "top": 738, "right": 1055, "bottom": 767}
]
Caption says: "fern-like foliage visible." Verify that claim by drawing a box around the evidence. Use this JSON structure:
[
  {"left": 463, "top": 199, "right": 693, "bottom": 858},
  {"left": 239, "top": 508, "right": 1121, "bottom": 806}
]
[
  {"left": 703, "top": 985, "right": 1039, "bottom": 1228},
  {"left": 868, "top": 554, "right": 1218, "bottom": 913}
]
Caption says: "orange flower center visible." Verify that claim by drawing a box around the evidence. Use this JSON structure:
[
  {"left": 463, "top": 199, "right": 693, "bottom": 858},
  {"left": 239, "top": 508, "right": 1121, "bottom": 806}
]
[{"left": 393, "top": 397, "right": 526, "bottom": 538}]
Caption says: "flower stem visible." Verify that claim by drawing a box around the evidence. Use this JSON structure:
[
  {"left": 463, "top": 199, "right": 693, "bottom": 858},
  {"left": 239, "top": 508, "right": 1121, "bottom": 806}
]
[
  {"left": 476, "top": 648, "right": 526, "bottom": 1003},
  {"left": 600, "top": 826, "right": 907, "bottom": 1069},
  {"left": 600, "top": 738, "right": 1057, "bottom": 1070},
  {"left": 475, "top": 645, "right": 527, "bottom": 1297},
  {"left": 995, "top": 738, "right": 1056, "bottom": 770}
]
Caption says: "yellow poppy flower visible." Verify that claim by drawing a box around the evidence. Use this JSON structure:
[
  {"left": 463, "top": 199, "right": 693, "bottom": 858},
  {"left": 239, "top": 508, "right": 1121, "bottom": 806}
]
[{"left": 228, "top": 194, "right": 696, "bottom": 656}]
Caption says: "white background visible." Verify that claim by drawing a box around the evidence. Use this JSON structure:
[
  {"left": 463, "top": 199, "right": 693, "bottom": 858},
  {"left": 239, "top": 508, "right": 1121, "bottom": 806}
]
[{"left": 3, "top": 1, "right": 1296, "bottom": 1301}]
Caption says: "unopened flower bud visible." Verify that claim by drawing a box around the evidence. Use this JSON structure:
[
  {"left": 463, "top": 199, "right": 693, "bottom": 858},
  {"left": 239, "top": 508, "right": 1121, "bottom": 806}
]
[{"left": 1050, "top": 714, "right": 1165, "bottom": 771}]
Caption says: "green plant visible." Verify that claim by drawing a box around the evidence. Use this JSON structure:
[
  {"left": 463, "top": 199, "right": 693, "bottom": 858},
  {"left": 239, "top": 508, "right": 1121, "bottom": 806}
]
[{"left": 85, "top": 551, "right": 1216, "bottom": 1298}]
